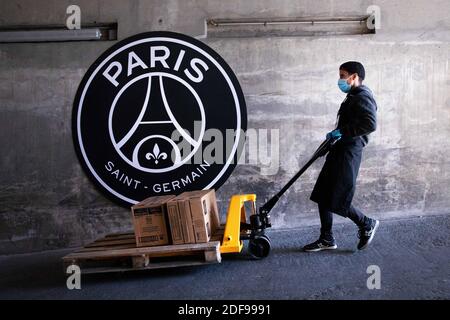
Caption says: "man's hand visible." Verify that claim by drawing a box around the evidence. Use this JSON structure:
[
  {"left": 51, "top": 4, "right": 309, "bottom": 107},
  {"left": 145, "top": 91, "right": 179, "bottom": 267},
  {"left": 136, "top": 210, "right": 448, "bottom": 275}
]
[{"left": 326, "top": 129, "right": 342, "bottom": 140}]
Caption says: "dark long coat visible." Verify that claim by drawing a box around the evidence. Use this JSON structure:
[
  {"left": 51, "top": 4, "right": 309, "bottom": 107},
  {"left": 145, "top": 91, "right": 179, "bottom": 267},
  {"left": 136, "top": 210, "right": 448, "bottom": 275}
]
[{"left": 310, "top": 85, "right": 378, "bottom": 216}]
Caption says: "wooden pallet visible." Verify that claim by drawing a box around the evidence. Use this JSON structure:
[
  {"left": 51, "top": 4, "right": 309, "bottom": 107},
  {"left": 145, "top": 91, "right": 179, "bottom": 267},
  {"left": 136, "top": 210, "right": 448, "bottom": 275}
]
[{"left": 62, "top": 232, "right": 221, "bottom": 274}]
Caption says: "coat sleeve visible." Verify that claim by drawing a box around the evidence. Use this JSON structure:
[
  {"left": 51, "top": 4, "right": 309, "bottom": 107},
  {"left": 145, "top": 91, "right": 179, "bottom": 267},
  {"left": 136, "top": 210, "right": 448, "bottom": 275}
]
[{"left": 340, "top": 96, "right": 377, "bottom": 137}]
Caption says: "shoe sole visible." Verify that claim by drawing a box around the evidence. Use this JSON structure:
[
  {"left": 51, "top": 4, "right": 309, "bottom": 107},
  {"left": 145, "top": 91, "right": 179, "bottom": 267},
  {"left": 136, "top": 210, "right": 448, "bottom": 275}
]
[
  {"left": 303, "top": 245, "right": 338, "bottom": 252},
  {"left": 358, "top": 220, "right": 380, "bottom": 250}
]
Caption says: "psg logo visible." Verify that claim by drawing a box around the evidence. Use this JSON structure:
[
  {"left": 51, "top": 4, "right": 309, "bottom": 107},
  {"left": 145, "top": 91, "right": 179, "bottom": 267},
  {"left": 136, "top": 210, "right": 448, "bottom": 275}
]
[{"left": 72, "top": 31, "right": 247, "bottom": 207}]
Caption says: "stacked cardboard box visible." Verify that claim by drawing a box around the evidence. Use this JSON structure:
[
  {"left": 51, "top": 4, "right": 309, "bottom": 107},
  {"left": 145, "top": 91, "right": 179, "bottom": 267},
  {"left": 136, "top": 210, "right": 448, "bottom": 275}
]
[
  {"left": 131, "top": 195, "right": 175, "bottom": 247},
  {"left": 167, "top": 189, "right": 220, "bottom": 244},
  {"left": 167, "top": 195, "right": 195, "bottom": 245},
  {"left": 131, "top": 190, "right": 220, "bottom": 247}
]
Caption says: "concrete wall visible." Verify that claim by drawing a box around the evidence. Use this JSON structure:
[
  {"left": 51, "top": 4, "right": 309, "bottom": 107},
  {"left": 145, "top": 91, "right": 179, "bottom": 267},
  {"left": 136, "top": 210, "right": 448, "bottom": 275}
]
[{"left": 0, "top": 0, "right": 449, "bottom": 253}]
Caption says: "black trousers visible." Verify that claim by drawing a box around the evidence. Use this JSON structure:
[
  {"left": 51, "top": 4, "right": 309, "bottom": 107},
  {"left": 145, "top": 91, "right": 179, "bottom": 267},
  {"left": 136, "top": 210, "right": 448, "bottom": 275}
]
[{"left": 319, "top": 203, "right": 369, "bottom": 240}]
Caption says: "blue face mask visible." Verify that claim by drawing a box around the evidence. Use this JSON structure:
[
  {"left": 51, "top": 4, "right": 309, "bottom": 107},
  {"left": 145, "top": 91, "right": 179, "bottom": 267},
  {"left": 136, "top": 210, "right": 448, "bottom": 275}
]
[{"left": 338, "top": 78, "right": 352, "bottom": 93}]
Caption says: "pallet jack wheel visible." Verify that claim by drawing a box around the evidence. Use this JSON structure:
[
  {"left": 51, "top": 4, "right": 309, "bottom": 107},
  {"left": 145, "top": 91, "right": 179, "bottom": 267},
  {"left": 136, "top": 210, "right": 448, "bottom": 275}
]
[{"left": 248, "top": 235, "right": 271, "bottom": 259}]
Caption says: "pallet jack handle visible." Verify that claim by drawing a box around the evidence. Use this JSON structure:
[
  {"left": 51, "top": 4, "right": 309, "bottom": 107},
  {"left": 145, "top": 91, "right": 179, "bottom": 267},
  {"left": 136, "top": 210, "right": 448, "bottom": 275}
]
[{"left": 257, "top": 136, "right": 341, "bottom": 227}]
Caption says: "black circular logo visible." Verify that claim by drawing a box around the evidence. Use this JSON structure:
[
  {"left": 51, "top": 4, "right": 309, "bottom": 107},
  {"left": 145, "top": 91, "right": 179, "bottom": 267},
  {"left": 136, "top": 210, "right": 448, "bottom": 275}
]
[{"left": 73, "top": 31, "right": 247, "bottom": 207}]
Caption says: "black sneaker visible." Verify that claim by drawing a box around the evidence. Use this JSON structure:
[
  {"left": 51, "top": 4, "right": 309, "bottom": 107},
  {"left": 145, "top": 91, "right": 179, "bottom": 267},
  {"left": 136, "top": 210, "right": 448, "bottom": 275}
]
[
  {"left": 357, "top": 219, "right": 380, "bottom": 250},
  {"left": 303, "top": 238, "right": 337, "bottom": 252}
]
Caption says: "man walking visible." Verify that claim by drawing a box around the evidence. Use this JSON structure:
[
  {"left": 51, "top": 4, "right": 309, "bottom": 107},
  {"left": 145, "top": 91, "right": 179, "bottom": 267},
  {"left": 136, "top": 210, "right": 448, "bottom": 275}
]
[{"left": 303, "top": 61, "right": 380, "bottom": 252}]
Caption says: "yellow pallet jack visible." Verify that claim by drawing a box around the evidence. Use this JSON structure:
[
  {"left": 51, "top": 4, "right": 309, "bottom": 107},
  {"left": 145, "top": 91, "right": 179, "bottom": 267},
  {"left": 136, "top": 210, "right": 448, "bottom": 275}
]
[{"left": 219, "top": 137, "right": 340, "bottom": 259}]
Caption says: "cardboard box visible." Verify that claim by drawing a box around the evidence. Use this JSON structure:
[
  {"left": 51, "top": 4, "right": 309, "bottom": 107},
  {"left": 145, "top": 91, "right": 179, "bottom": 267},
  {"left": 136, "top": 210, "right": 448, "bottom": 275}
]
[
  {"left": 179, "top": 189, "right": 220, "bottom": 243},
  {"left": 167, "top": 195, "right": 196, "bottom": 245},
  {"left": 131, "top": 195, "right": 175, "bottom": 247}
]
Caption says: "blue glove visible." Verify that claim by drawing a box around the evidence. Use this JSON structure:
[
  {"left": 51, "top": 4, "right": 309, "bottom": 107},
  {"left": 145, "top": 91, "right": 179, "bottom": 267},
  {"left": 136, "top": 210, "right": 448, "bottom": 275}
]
[{"left": 326, "top": 129, "right": 342, "bottom": 140}]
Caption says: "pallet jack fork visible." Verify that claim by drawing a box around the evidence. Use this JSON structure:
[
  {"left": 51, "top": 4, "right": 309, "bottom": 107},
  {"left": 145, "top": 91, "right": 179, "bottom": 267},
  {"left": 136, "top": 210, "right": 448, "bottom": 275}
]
[{"left": 219, "top": 136, "right": 340, "bottom": 259}]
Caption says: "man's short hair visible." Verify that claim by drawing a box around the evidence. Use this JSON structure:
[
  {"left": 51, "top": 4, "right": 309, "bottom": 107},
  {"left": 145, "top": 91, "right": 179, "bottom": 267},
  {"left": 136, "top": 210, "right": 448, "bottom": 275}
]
[{"left": 340, "top": 61, "right": 365, "bottom": 80}]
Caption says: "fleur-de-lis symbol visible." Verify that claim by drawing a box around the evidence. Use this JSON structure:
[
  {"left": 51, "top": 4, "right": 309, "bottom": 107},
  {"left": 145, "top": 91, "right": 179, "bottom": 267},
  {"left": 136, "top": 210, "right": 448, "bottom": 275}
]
[{"left": 145, "top": 143, "right": 167, "bottom": 164}]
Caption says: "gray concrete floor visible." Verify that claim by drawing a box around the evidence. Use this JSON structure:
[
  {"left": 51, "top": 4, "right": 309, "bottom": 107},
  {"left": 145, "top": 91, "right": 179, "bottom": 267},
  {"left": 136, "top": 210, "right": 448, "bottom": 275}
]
[{"left": 0, "top": 214, "right": 449, "bottom": 300}]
